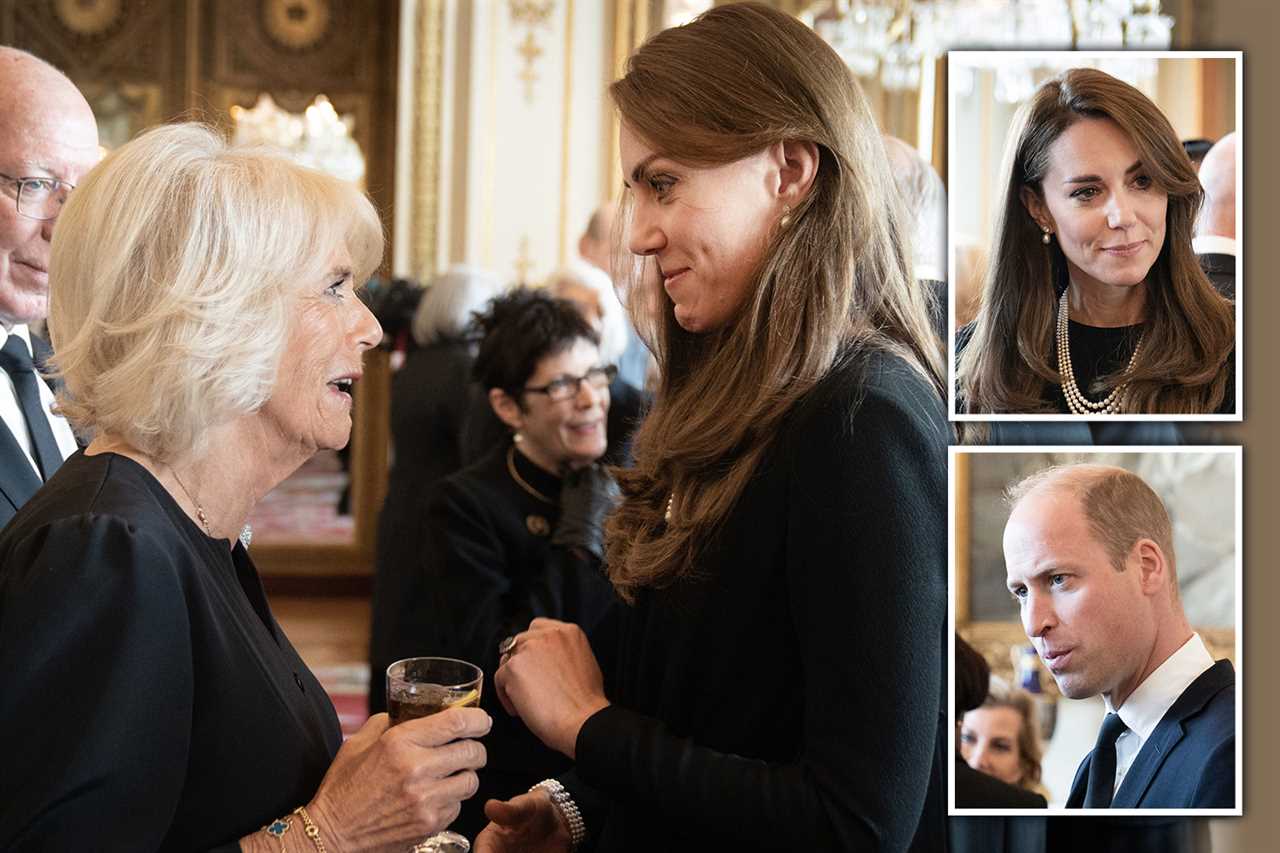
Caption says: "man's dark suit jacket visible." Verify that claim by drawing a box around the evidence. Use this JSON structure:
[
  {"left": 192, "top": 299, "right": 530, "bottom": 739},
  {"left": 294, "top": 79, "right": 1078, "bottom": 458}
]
[
  {"left": 1066, "top": 659, "right": 1235, "bottom": 809},
  {"left": 1198, "top": 252, "right": 1236, "bottom": 301},
  {"left": 0, "top": 334, "right": 59, "bottom": 530}
]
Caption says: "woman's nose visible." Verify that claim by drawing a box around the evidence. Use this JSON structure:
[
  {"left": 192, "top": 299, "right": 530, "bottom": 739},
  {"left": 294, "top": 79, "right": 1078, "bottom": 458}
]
[
  {"left": 352, "top": 297, "right": 383, "bottom": 351},
  {"left": 1106, "top": 192, "right": 1138, "bottom": 230},
  {"left": 628, "top": 203, "right": 665, "bottom": 257}
]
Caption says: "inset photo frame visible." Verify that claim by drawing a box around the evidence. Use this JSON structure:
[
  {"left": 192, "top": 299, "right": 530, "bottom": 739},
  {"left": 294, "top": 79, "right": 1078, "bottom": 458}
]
[
  {"left": 948, "top": 52, "right": 1242, "bottom": 423},
  {"left": 948, "top": 446, "right": 1242, "bottom": 817}
]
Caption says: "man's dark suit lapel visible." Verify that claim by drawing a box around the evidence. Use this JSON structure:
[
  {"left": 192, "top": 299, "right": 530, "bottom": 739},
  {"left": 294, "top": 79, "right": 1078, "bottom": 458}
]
[
  {"left": 0, "top": 422, "right": 42, "bottom": 516},
  {"left": 1065, "top": 753, "right": 1091, "bottom": 807},
  {"left": 1111, "top": 660, "right": 1235, "bottom": 808}
]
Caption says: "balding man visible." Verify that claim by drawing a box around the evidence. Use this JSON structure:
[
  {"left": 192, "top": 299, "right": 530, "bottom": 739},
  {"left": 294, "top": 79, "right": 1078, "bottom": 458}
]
[
  {"left": 1003, "top": 464, "right": 1235, "bottom": 810},
  {"left": 578, "top": 203, "right": 652, "bottom": 389},
  {"left": 0, "top": 48, "right": 98, "bottom": 528},
  {"left": 1193, "top": 132, "right": 1238, "bottom": 300}
]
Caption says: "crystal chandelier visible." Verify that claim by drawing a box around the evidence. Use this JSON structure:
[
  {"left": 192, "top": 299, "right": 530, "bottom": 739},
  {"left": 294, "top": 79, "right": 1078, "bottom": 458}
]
[
  {"left": 230, "top": 93, "right": 367, "bottom": 185},
  {"left": 808, "top": 0, "right": 1175, "bottom": 91}
]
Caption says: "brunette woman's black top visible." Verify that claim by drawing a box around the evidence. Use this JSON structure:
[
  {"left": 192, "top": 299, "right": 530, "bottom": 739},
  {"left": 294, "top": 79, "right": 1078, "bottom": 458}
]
[{"left": 565, "top": 350, "right": 952, "bottom": 852}]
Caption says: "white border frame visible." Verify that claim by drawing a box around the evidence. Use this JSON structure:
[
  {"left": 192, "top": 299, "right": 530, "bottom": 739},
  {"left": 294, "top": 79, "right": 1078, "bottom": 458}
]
[
  {"left": 947, "top": 444, "right": 1244, "bottom": 817},
  {"left": 946, "top": 51, "right": 1245, "bottom": 423}
]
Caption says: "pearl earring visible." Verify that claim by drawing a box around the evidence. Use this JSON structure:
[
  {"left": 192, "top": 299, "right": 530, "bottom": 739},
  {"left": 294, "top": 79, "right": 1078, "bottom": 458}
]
[
  {"left": 1041, "top": 228, "right": 1052, "bottom": 245},
  {"left": 779, "top": 204, "right": 792, "bottom": 230}
]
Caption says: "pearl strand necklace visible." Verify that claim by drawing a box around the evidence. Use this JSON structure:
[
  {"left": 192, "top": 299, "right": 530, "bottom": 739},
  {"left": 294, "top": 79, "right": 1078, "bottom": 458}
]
[{"left": 1056, "top": 288, "right": 1145, "bottom": 415}]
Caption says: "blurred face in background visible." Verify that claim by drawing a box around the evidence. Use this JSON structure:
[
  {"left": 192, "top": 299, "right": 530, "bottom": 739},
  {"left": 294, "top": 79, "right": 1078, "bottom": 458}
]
[
  {"left": 502, "top": 337, "right": 610, "bottom": 473},
  {"left": 960, "top": 705, "right": 1025, "bottom": 786}
]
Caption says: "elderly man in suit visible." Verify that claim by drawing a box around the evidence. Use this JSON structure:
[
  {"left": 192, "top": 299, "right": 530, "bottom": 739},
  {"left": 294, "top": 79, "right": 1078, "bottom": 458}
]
[
  {"left": 1193, "top": 132, "right": 1238, "bottom": 301},
  {"left": 0, "top": 48, "right": 98, "bottom": 528},
  {"left": 1003, "top": 463, "right": 1235, "bottom": 811}
]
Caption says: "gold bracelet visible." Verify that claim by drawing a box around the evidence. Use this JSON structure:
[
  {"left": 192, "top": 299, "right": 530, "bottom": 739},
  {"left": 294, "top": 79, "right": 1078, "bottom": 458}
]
[
  {"left": 292, "top": 806, "right": 328, "bottom": 853},
  {"left": 262, "top": 815, "right": 292, "bottom": 852}
]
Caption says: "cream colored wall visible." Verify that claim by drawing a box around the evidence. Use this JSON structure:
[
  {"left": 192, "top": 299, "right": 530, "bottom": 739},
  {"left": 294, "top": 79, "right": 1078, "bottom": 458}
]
[{"left": 395, "top": 0, "right": 609, "bottom": 285}]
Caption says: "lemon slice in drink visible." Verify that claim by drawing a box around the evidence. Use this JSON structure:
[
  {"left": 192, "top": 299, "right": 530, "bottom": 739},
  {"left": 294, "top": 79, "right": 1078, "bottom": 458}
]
[{"left": 448, "top": 689, "right": 480, "bottom": 708}]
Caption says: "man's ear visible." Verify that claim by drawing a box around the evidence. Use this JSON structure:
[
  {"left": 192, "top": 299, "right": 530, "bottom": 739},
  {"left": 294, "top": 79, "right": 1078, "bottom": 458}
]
[
  {"left": 1132, "top": 538, "right": 1171, "bottom": 597},
  {"left": 489, "top": 387, "right": 524, "bottom": 433},
  {"left": 772, "top": 139, "right": 820, "bottom": 206},
  {"left": 1020, "top": 185, "right": 1053, "bottom": 235}
]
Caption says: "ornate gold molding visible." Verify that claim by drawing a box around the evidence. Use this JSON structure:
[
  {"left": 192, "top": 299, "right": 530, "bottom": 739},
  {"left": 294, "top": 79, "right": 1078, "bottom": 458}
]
[
  {"left": 510, "top": 0, "right": 555, "bottom": 103},
  {"left": 410, "top": 0, "right": 445, "bottom": 280}
]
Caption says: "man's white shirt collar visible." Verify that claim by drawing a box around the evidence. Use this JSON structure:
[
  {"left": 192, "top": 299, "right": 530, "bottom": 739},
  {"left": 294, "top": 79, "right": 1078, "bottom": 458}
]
[{"left": 1102, "top": 632, "right": 1215, "bottom": 795}]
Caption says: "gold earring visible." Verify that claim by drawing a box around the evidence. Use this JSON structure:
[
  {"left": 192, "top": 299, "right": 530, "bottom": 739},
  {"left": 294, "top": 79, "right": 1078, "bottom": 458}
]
[{"left": 779, "top": 204, "right": 792, "bottom": 230}]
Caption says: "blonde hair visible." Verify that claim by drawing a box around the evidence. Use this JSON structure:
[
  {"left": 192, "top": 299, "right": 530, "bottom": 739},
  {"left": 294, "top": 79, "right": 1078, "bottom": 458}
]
[
  {"left": 604, "top": 3, "right": 944, "bottom": 600},
  {"left": 48, "top": 122, "right": 383, "bottom": 462},
  {"left": 412, "top": 264, "right": 505, "bottom": 347},
  {"left": 980, "top": 676, "right": 1046, "bottom": 792}
]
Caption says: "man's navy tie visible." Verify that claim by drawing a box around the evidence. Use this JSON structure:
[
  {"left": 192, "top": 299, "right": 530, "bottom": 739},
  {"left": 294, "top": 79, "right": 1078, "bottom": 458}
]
[
  {"left": 1083, "top": 711, "right": 1128, "bottom": 808},
  {"left": 1, "top": 335, "right": 63, "bottom": 480}
]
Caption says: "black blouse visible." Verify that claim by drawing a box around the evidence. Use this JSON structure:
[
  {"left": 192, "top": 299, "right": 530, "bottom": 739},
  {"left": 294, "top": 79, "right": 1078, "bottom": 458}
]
[
  {"left": 0, "top": 451, "right": 340, "bottom": 851},
  {"left": 565, "top": 351, "right": 952, "bottom": 852},
  {"left": 407, "top": 443, "right": 619, "bottom": 838}
]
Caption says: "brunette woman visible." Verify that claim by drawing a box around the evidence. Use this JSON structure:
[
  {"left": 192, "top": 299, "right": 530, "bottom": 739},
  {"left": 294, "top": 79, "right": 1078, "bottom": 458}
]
[
  {"left": 957, "top": 67, "right": 1235, "bottom": 416},
  {"left": 477, "top": 5, "right": 950, "bottom": 852}
]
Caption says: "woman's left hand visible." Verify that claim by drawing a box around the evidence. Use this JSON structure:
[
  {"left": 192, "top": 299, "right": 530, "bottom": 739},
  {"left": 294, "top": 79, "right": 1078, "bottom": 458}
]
[{"left": 495, "top": 618, "right": 610, "bottom": 757}]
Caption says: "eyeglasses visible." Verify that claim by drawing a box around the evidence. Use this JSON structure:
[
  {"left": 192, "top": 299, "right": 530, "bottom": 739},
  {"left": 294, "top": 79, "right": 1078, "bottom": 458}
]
[
  {"left": 524, "top": 364, "right": 616, "bottom": 402},
  {"left": 0, "top": 172, "right": 76, "bottom": 221}
]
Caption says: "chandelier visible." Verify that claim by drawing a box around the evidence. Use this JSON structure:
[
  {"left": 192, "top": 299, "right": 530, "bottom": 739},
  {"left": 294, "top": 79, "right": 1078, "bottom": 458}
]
[
  {"left": 230, "top": 93, "right": 367, "bottom": 185},
  {"left": 809, "top": 0, "right": 1175, "bottom": 92}
]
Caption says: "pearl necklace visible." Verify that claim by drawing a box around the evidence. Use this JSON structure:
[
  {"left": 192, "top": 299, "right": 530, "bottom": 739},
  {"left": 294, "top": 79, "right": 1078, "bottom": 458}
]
[{"left": 1055, "top": 288, "right": 1145, "bottom": 415}]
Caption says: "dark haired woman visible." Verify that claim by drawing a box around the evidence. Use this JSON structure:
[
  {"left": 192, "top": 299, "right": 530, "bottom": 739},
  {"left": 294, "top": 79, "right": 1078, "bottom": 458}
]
[
  {"left": 389, "top": 288, "right": 621, "bottom": 839},
  {"left": 957, "top": 67, "right": 1235, "bottom": 416},
  {"left": 478, "top": 5, "right": 950, "bottom": 852}
]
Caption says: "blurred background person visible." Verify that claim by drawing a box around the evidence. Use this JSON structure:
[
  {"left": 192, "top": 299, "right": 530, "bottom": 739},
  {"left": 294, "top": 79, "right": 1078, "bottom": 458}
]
[
  {"left": 883, "top": 133, "right": 948, "bottom": 343},
  {"left": 0, "top": 123, "right": 489, "bottom": 850},
  {"left": 464, "top": 262, "right": 647, "bottom": 468},
  {"left": 397, "top": 288, "right": 620, "bottom": 839},
  {"left": 368, "top": 263, "right": 505, "bottom": 715},
  {"left": 579, "top": 203, "right": 653, "bottom": 390},
  {"left": 0, "top": 47, "right": 98, "bottom": 528},
  {"left": 1193, "top": 132, "right": 1238, "bottom": 300},
  {"left": 957, "top": 68, "right": 1235, "bottom": 416},
  {"left": 951, "top": 634, "right": 1047, "bottom": 853},
  {"left": 479, "top": 5, "right": 949, "bottom": 851},
  {"left": 961, "top": 676, "right": 1052, "bottom": 802},
  {"left": 1181, "top": 138, "right": 1213, "bottom": 172}
]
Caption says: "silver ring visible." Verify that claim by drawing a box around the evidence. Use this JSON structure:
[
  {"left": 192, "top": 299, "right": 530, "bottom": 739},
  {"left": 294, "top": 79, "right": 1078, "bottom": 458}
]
[{"left": 498, "top": 634, "right": 519, "bottom": 657}]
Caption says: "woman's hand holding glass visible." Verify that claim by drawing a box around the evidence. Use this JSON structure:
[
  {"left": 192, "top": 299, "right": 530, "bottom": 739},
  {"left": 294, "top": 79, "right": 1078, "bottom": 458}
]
[
  {"left": 300, "top": 707, "right": 491, "bottom": 851},
  {"left": 494, "top": 618, "right": 610, "bottom": 758}
]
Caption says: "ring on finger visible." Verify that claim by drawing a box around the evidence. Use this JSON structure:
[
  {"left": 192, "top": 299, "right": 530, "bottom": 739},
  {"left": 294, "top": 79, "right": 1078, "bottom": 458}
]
[{"left": 498, "top": 634, "right": 519, "bottom": 658}]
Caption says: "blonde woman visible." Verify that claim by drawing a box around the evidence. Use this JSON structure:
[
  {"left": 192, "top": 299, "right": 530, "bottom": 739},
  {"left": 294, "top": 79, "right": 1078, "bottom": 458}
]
[
  {"left": 961, "top": 677, "right": 1051, "bottom": 800},
  {"left": 0, "top": 124, "right": 489, "bottom": 851},
  {"left": 478, "top": 4, "right": 949, "bottom": 851}
]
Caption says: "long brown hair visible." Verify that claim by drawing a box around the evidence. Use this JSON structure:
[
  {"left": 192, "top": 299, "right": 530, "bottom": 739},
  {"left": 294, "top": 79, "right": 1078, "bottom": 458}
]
[
  {"left": 603, "top": 2, "right": 944, "bottom": 602},
  {"left": 957, "top": 67, "right": 1234, "bottom": 414}
]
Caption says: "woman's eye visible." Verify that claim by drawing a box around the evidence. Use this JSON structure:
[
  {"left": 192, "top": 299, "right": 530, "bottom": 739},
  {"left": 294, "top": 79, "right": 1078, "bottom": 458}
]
[
  {"left": 1133, "top": 174, "right": 1153, "bottom": 190},
  {"left": 1070, "top": 186, "right": 1099, "bottom": 201},
  {"left": 326, "top": 280, "right": 346, "bottom": 298},
  {"left": 649, "top": 175, "right": 675, "bottom": 197}
]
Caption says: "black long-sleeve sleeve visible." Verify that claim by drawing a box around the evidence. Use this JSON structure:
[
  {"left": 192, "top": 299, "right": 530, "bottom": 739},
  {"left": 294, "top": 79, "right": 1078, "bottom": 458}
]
[{"left": 568, "top": 353, "right": 950, "bottom": 852}]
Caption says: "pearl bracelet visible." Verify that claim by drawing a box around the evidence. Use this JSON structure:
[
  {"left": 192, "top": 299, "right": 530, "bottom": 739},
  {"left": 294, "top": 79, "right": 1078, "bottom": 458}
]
[{"left": 531, "top": 778, "right": 586, "bottom": 849}]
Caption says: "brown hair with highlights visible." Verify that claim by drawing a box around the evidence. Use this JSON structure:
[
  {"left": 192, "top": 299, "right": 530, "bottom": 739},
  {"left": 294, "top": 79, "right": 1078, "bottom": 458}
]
[
  {"left": 958, "top": 67, "right": 1234, "bottom": 414},
  {"left": 603, "top": 3, "right": 944, "bottom": 601}
]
